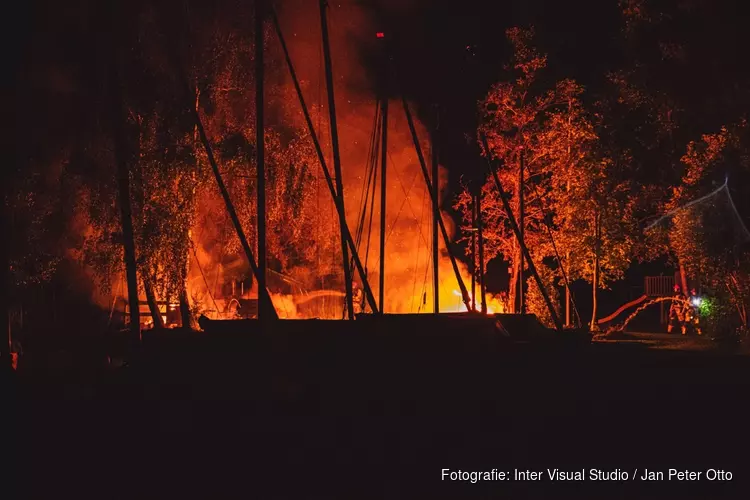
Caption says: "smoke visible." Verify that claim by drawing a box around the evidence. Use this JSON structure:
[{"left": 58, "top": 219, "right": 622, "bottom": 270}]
[
  {"left": 268, "top": 1, "right": 501, "bottom": 314},
  {"left": 183, "top": 0, "right": 500, "bottom": 316},
  {"left": 69, "top": 0, "right": 499, "bottom": 321}
]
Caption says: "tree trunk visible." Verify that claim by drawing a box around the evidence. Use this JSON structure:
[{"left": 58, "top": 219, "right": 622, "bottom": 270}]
[
  {"left": 179, "top": 285, "right": 193, "bottom": 329},
  {"left": 471, "top": 194, "right": 476, "bottom": 311},
  {"left": 565, "top": 251, "right": 571, "bottom": 327},
  {"left": 518, "top": 150, "right": 525, "bottom": 314},
  {"left": 509, "top": 239, "right": 519, "bottom": 313},
  {"left": 478, "top": 188, "right": 487, "bottom": 314},
  {"left": 590, "top": 212, "right": 600, "bottom": 331},
  {"left": 131, "top": 119, "right": 163, "bottom": 329},
  {"left": 108, "top": 6, "right": 140, "bottom": 344},
  {"left": 678, "top": 261, "right": 689, "bottom": 297},
  {"left": 142, "top": 274, "right": 164, "bottom": 328}
]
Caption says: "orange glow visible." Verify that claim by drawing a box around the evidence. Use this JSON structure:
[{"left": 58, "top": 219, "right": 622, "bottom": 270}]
[{"left": 90, "top": 2, "right": 505, "bottom": 325}]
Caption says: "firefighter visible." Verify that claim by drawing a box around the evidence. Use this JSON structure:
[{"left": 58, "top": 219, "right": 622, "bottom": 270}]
[
  {"left": 684, "top": 288, "right": 702, "bottom": 335},
  {"left": 667, "top": 284, "right": 685, "bottom": 334}
]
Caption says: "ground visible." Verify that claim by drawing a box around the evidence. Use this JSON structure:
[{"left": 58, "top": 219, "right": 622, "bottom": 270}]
[{"left": 4, "top": 326, "right": 750, "bottom": 498}]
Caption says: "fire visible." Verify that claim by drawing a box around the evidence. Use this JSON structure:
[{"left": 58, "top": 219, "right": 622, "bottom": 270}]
[
  {"left": 449, "top": 289, "right": 505, "bottom": 315},
  {"left": 84, "top": 2, "right": 505, "bottom": 326}
]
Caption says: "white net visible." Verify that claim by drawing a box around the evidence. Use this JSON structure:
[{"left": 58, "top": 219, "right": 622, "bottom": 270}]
[{"left": 645, "top": 177, "right": 750, "bottom": 250}]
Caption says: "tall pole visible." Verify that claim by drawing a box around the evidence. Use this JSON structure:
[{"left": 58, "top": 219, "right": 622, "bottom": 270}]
[
  {"left": 255, "top": 0, "right": 267, "bottom": 322},
  {"left": 162, "top": 21, "right": 278, "bottom": 320},
  {"left": 482, "top": 135, "right": 563, "bottom": 332},
  {"left": 471, "top": 194, "right": 476, "bottom": 312},
  {"left": 431, "top": 111, "right": 440, "bottom": 314},
  {"left": 319, "top": 0, "right": 354, "bottom": 320},
  {"left": 270, "top": 6, "right": 378, "bottom": 313},
  {"left": 401, "top": 98, "right": 472, "bottom": 311},
  {"left": 518, "top": 149, "right": 525, "bottom": 314},
  {"left": 478, "top": 185, "right": 487, "bottom": 314},
  {"left": 379, "top": 98, "right": 388, "bottom": 312},
  {"left": 108, "top": 3, "right": 140, "bottom": 345}
]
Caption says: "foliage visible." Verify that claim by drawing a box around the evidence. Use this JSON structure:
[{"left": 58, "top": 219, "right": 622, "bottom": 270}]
[
  {"left": 8, "top": 161, "right": 66, "bottom": 289},
  {"left": 461, "top": 27, "right": 588, "bottom": 311},
  {"left": 460, "top": 26, "right": 643, "bottom": 326},
  {"left": 524, "top": 263, "right": 562, "bottom": 328},
  {"left": 668, "top": 124, "right": 750, "bottom": 328}
]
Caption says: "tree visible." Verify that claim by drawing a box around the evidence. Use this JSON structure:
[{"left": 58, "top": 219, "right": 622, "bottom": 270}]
[
  {"left": 467, "top": 27, "right": 585, "bottom": 315},
  {"left": 667, "top": 123, "right": 750, "bottom": 332}
]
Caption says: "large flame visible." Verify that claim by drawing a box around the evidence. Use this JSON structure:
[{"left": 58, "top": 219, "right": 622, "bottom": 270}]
[{"left": 99, "top": 1, "right": 503, "bottom": 326}]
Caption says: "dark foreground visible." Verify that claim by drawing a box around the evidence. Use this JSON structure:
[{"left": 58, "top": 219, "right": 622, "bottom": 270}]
[{"left": 3, "top": 324, "right": 750, "bottom": 499}]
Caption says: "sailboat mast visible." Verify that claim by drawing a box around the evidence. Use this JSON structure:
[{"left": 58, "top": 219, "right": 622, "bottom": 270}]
[
  {"left": 431, "top": 112, "right": 439, "bottom": 314},
  {"left": 478, "top": 185, "right": 487, "bottom": 314},
  {"left": 319, "top": 0, "right": 355, "bottom": 320},
  {"left": 270, "top": 5, "right": 378, "bottom": 314},
  {"left": 471, "top": 194, "right": 476, "bottom": 312},
  {"left": 379, "top": 98, "right": 388, "bottom": 312}
]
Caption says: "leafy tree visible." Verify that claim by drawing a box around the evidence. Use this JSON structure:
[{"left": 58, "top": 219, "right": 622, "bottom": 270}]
[
  {"left": 466, "top": 27, "right": 584, "bottom": 315},
  {"left": 667, "top": 123, "right": 750, "bottom": 331}
]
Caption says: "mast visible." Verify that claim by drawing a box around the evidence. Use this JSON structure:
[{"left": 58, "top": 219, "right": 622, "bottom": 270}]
[
  {"left": 482, "top": 135, "right": 563, "bottom": 331},
  {"left": 319, "top": 0, "right": 354, "bottom": 320},
  {"left": 478, "top": 185, "right": 487, "bottom": 314},
  {"left": 401, "top": 98, "right": 472, "bottom": 311},
  {"left": 256, "top": 0, "right": 267, "bottom": 322},
  {"left": 161, "top": 23, "right": 278, "bottom": 320},
  {"left": 471, "top": 194, "right": 476, "bottom": 312},
  {"left": 379, "top": 97, "right": 387, "bottom": 312},
  {"left": 431, "top": 111, "right": 439, "bottom": 314},
  {"left": 270, "top": 5, "right": 378, "bottom": 314}
]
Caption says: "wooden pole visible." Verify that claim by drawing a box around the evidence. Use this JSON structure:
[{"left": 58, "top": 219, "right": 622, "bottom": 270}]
[
  {"left": 482, "top": 135, "right": 563, "bottom": 332},
  {"left": 162, "top": 26, "right": 278, "bottom": 320},
  {"left": 319, "top": 0, "right": 354, "bottom": 320},
  {"left": 270, "top": 6, "right": 378, "bottom": 313},
  {"left": 431, "top": 111, "right": 440, "bottom": 314},
  {"left": 471, "top": 194, "right": 476, "bottom": 312},
  {"left": 402, "top": 98, "right": 472, "bottom": 311},
  {"left": 379, "top": 98, "right": 388, "bottom": 312},
  {"left": 256, "top": 0, "right": 267, "bottom": 323},
  {"left": 478, "top": 185, "right": 487, "bottom": 314}
]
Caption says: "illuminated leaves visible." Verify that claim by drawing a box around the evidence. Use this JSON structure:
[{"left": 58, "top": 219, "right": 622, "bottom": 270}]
[
  {"left": 668, "top": 124, "right": 750, "bottom": 326},
  {"left": 461, "top": 26, "right": 645, "bottom": 324}
]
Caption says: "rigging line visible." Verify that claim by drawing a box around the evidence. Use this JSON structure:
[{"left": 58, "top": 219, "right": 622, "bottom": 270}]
[
  {"left": 357, "top": 106, "right": 381, "bottom": 249},
  {"left": 529, "top": 180, "right": 582, "bottom": 327},
  {"left": 645, "top": 177, "right": 729, "bottom": 231},
  {"left": 369, "top": 181, "right": 413, "bottom": 272},
  {"left": 362, "top": 151, "right": 379, "bottom": 280},
  {"left": 349, "top": 106, "right": 381, "bottom": 279},
  {"left": 388, "top": 150, "right": 431, "bottom": 248},
  {"left": 411, "top": 179, "right": 428, "bottom": 312},
  {"left": 213, "top": 216, "right": 230, "bottom": 299},
  {"left": 354, "top": 102, "right": 381, "bottom": 249},
  {"left": 723, "top": 180, "right": 750, "bottom": 239},
  {"left": 418, "top": 240, "right": 432, "bottom": 313}
]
